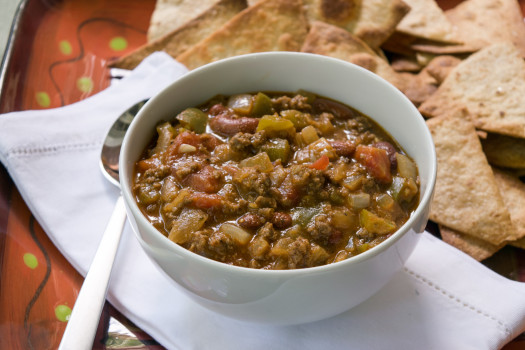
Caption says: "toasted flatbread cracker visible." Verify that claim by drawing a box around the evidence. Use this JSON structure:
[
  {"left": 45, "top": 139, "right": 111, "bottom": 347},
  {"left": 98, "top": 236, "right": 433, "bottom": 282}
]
[
  {"left": 347, "top": 52, "right": 404, "bottom": 87},
  {"left": 411, "top": 0, "right": 525, "bottom": 56},
  {"left": 419, "top": 42, "right": 525, "bottom": 139},
  {"left": 445, "top": 0, "right": 525, "bottom": 57},
  {"left": 299, "top": 21, "right": 435, "bottom": 105},
  {"left": 147, "top": 0, "right": 219, "bottom": 42},
  {"left": 389, "top": 53, "right": 422, "bottom": 72},
  {"left": 109, "top": 0, "right": 247, "bottom": 70},
  {"left": 409, "top": 40, "right": 477, "bottom": 55},
  {"left": 396, "top": 0, "right": 462, "bottom": 44},
  {"left": 397, "top": 69, "right": 437, "bottom": 107},
  {"left": 414, "top": 51, "right": 436, "bottom": 67},
  {"left": 176, "top": 0, "right": 309, "bottom": 70},
  {"left": 303, "top": 0, "right": 410, "bottom": 49},
  {"left": 481, "top": 133, "right": 525, "bottom": 169},
  {"left": 301, "top": 21, "right": 378, "bottom": 57},
  {"left": 493, "top": 168, "right": 525, "bottom": 241},
  {"left": 439, "top": 225, "right": 503, "bottom": 261},
  {"left": 439, "top": 168, "right": 525, "bottom": 259},
  {"left": 426, "top": 110, "right": 517, "bottom": 245},
  {"left": 422, "top": 55, "right": 461, "bottom": 85},
  {"left": 381, "top": 31, "right": 418, "bottom": 56},
  {"left": 301, "top": 21, "right": 437, "bottom": 105},
  {"left": 381, "top": 32, "right": 417, "bottom": 56}
]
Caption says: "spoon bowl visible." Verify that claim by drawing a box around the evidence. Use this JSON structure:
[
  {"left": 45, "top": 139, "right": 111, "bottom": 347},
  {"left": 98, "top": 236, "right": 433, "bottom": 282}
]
[
  {"left": 58, "top": 99, "right": 147, "bottom": 350},
  {"left": 100, "top": 100, "right": 147, "bottom": 187}
]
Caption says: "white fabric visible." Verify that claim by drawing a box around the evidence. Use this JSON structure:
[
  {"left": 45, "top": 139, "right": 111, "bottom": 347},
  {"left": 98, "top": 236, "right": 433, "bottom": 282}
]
[{"left": 1, "top": 52, "right": 524, "bottom": 350}]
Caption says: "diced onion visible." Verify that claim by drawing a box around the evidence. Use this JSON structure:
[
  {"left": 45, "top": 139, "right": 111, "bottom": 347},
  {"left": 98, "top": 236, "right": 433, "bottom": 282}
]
[
  {"left": 153, "top": 122, "right": 174, "bottom": 155},
  {"left": 168, "top": 208, "right": 208, "bottom": 243},
  {"left": 160, "top": 177, "right": 179, "bottom": 202},
  {"left": 348, "top": 192, "right": 370, "bottom": 209},
  {"left": 239, "top": 152, "right": 274, "bottom": 172},
  {"left": 227, "top": 94, "right": 253, "bottom": 115},
  {"left": 331, "top": 210, "right": 357, "bottom": 230},
  {"left": 163, "top": 188, "right": 190, "bottom": 213},
  {"left": 300, "top": 125, "right": 319, "bottom": 145},
  {"left": 270, "top": 237, "right": 292, "bottom": 256},
  {"left": 219, "top": 223, "right": 252, "bottom": 245},
  {"left": 333, "top": 250, "right": 349, "bottom": 263},
  {"left": 376, "top": 193, "right": 395, "bottom": 210},
  {"left": 343, "top": 174, "right": 363, "bottom": 191},
  {"left": 396, "top": 153, "right": 417, "bottom": 180},
  {"left": 359, "top": 209, "right": 396, "bottom": 235}
]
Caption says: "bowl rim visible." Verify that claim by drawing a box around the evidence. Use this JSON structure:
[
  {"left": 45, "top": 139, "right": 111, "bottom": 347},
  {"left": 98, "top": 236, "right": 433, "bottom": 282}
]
[{"left": 120, "top": 51, "right": 437, "bottom": 277}]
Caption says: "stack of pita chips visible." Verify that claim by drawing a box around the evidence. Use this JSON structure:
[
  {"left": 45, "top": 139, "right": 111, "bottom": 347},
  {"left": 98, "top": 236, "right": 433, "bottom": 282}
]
[
  {"left": 109, "top": 0, "right": 412, "bottom": 69},
  {"left": 108, "top": 0, "right": 525, "bottom": 261},
  {"left": 421, "top": 42, "right": 525, "bottom": 260}
]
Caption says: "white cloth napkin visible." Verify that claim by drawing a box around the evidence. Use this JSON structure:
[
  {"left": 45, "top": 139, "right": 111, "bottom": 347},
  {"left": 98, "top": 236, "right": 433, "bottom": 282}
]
[{"left": 1, "top": 52, "right": 525, "bottom": 350}]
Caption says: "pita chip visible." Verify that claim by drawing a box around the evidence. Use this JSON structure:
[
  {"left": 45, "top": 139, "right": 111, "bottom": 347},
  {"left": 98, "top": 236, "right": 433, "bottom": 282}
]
[
  {"left": 381, "top": 31, "right": 418, "bottom": 56},
  {"left": 419, "top": 42, "right": 525, "bottom": 139},
  {"left": 426, "top": 110, "right": 517, "bottom": 245},
  {"left": 302, "top": 0, "right": 410, "bottom": 49},
  {"left": 389, "top": 54, "right": 422, "bottom": 72},
  {"left": 445, "top": 0, "right": 525, "bottom": 57},
  {"left": 439, "top": 225, "right": 503, "bottom": 261},
  {"left": 396, "top": 0, "right": 462, "bottom": 44},
  {"left": 176, "top": 0, "right": 309, "bottom": 70},
  {"left": 411, "top": 0, "right": 525, "bottom": 56},
  {"left": 147, "top": 0, "right": 219, "bottom": 42},
  {"left": 397, "top": 69, "right": 437, "bottom": 107},
  {"left": 439, "top": 168, "right": 525, "bottom": 259},
  {"left": 300, "top": 21, "right": 378, "bottom": 57},
  {"left": 409, "top": 40, "right": 477, "bottom": 56},
  {"left": 493, "top": 168, "right": 525, "bottom": 242},
  {"left": 109, "top": 0, "right": 247, "bottom": 70},
  {"left": 421, "top": 54, "right": 461, "bottom": 85},
  {"left": 481, "top": 133, "right": 525, "bottom": 169},
  {"left": 299, "top": 21, "right": 436, "bottom": 105}
]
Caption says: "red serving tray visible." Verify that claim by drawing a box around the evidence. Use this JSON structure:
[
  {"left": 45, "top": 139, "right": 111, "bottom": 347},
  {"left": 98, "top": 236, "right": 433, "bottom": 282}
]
[{"left": 1, "top": 0, "right": 524, "bottom": 349}]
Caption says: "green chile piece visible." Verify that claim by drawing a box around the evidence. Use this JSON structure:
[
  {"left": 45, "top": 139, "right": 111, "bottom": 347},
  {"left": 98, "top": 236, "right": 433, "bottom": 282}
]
[
  {"left": 176, "top": 108, "right": 208, "bottom": 134},
  {"left": 251, "top": 92, "right": 273, "bottom": 117},
  {"left": 261, "top": 138, "right": 290, "bottom": 162}
]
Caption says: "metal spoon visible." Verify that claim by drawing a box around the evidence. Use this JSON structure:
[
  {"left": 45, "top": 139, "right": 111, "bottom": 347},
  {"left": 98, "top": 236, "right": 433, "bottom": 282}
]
[{"left": 58, "top": 99, "right": 148, "bottom": 350}]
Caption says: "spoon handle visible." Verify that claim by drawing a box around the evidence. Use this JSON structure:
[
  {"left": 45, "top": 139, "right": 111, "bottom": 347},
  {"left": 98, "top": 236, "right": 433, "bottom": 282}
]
[{"left": 59, "top": 196, "right": 127, "bottom": 350}]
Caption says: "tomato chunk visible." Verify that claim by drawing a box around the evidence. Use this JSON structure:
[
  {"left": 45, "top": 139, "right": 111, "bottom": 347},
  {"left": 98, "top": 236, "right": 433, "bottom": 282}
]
[
  {"left": 136, "top": 156, "right": 162, "bottom": 172},
  {"left": 355, "top": 145, "right": 392, "bottom": 184},
  {"left": 189, "top": 192, "right": 222, "bottom": 210},
  {"left": 183, "top": 166, "right": 221, "bottom": 193},
  {"left": 309, "top": 154, "right": 330, "bottom": 170}
]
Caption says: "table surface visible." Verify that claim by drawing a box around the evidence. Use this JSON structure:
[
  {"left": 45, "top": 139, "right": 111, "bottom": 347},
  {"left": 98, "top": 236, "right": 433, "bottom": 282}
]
[{"left": 1, "top": 1, "right": 524, "bottom": 349}]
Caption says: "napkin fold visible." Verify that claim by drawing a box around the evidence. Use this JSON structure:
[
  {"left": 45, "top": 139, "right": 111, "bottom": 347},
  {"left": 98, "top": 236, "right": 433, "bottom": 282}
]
[{"left": 1, "top": 52, "right": 525, "bottom": 350}]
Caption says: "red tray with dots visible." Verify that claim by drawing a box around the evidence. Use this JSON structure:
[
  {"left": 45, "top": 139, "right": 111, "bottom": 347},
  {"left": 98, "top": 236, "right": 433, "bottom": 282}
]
[
  {"left": 0, "top": 0, "right": 525, "bottom": 349},
  {"left": 0, "top": 0, "right": 164, "bottom": 348}
]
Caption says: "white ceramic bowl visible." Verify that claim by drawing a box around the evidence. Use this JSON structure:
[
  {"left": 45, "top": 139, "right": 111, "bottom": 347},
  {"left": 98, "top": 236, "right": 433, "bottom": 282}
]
[{"left": 120, "top": 52, "right": 437, "bottom": 325}]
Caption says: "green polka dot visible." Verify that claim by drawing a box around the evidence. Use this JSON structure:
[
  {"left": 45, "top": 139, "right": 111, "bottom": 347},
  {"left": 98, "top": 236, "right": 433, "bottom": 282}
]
[
  {"left": 109, "top": 37, "right": 127, "bottom": 51},
  {"left": 35, "top": 92, "right": 51, "bottom": 108},
  {"left": 59, "top": 40, "right": 72, "bottom": 55},
  {"left": 55, "top": 304, "right": 72, "bottom": 322},
  {"left": 23, "top": 253, "right": 38, "bottom": 269},
  {"left": 76, "top": 77, "right": 93, "bottom": 93}
]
